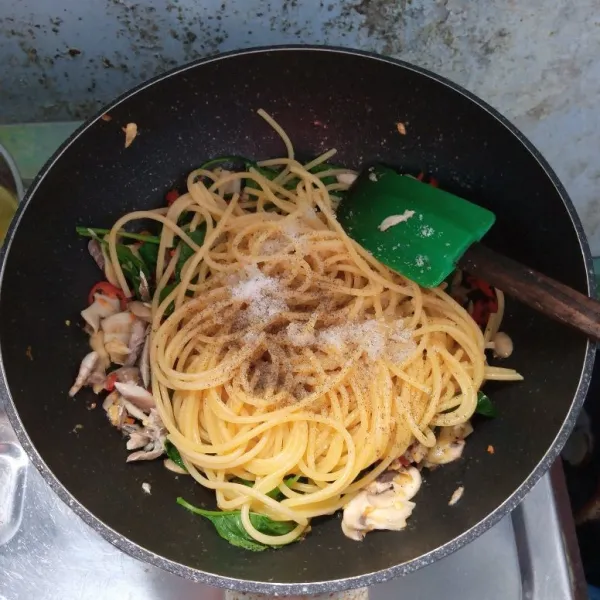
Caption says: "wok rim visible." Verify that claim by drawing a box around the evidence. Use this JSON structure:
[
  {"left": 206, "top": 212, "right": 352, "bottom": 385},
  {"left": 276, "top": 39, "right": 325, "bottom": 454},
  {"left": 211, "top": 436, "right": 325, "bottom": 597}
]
[{"left": 0, "top": 44, "right": 595, "bottom": 595}]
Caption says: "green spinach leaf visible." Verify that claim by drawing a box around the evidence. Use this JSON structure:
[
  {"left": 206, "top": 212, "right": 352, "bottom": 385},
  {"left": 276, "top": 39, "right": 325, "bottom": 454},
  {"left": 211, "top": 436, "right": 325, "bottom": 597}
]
[
  {"left": 77, "top": 228, "right": 155, "bottom": 300},
  {"left": 175, "top": 226, "right": 207, "bottom": 280},
  {"left": 115, "top": 245, "right": 151, "bottom": 300},
  {"left": 176, "top": 498, "right": 296, "bottom": 551},
  {"left": 243, "top": 160, "right": 280, "bottom": 190},
  {"left": 475, "top": 391, "right": 498, "bottom": 418},
  {"left": 138, "top": 242, "right": 159, "bottom": 276},
  {"left": 159, "top": 283, "right": 178, "bottom": 317},
  {"left": 232, "top": 475, "right": 300, "bottom": 500},
  {"left": 164, "top": 441, "right": 187, "bottom": 472}
]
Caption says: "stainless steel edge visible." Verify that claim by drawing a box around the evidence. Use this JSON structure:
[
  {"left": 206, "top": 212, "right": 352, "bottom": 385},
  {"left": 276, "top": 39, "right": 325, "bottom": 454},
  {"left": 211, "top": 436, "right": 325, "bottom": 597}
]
[
  {"left": 1, "top": 443, "right": 579, "bottom": 599},
  {"left": 0, "top": 142, "right": 26, "bottom": 548}
]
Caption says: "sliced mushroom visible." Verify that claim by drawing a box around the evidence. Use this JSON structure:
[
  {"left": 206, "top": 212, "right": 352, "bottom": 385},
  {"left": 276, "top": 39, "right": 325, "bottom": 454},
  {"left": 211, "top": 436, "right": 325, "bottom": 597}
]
[
  {"left": 110, "top": 366, "right": 141, "bottom": 385},
  {"left": 114, "top": 381, "right": 155, "bottom": 412},
  {"left": 125, "top": 409, "right": 165, "bottom": 462},
  {"left": 101, "top": 311, "right": 135, "bottom": 343},
  {"left": 139, "top": 332, "right": 151, "bottom": 388},
  {"left": 492, "top": 331, "right": 513, "bottom": 359},
  {"left": 89, "top": 330, "right": 111, "bottom": 370},
  {"left": 104, "top": 339, "right": 131, "bottom": 366},
  {"left": 138, "top": 271, "right": 151, "bottom": 303},
  {"left": 102, "top": 391, "right": 126, "bottom": 428},
  {"left": 144, "top": 408, "right": 165, "bottom": 430},
  {"left": 127, "top": 444, "right": 165, "bottom": 462},
  {"left": 341, "top": 467, "right": 422, "bottom": 541},
  {"left": 424, "top": 422, "right": 474, "bottom": 467},
  {"left": 126, "top": 429, "right": 152, "bottom": 451},
  {"left": 81, "top": 294, "right": 121, "bottom": 332},
  {"left": 128, "top": 301, "right": 152, "bottom": 322},
  {"left": 102, "top": 391, "right": 151, "bottom": 428},
  {"left": 102, "top": 311, "right": 136, "bottom": 364},
  {"left": 88, "top": 239, "right": 105, "bottom": 271},
  {"left": 87, "top": 367, "right": 107, "bottom": 394},
  {"left": 125, "top": 321, "right": 148, "bottom": 366},
  {"left": 102, "top": 391, "right": 118, "bottom": 412},
  {"left": 404, "top": 442, "right": 428, "bottom": 465},
  {"left": 164, "top": 458, "right": 188, "bottom": 475},
  {"left": 69, "top": 351, "right": 100, "bottom": 397},
  {"left": 121, "top": 398, "right": 150, "bottom": 422}
]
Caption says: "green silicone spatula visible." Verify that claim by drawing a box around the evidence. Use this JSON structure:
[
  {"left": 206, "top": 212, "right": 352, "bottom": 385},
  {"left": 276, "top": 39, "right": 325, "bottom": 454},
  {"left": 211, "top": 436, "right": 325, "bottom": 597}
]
[{"left": 338, "top": 165, "right": 600, "bottom": 341}]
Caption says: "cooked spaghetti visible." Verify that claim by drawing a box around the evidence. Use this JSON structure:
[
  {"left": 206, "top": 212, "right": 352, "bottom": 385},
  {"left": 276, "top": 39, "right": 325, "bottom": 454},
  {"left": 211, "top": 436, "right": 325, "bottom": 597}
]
[{"left": 71, "top": 110, "right": 522, "bottom": 548}]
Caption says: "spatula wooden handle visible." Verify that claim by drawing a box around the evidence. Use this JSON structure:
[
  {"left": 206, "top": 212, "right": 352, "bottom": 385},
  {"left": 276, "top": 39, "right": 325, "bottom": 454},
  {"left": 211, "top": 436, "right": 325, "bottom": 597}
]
[{"left": 459, "top": 242, "right": 600, "bottom": 341}]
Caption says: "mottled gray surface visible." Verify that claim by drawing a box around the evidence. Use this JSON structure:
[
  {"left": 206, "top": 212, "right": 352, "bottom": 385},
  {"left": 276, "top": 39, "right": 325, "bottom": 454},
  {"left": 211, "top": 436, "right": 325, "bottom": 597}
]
[{"left": 1, "top": 0, "right": 599, "bottom": 252}]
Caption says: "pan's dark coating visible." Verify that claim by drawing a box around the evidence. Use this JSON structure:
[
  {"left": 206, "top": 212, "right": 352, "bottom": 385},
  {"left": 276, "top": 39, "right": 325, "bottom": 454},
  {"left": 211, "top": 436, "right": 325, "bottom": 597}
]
[{"left": 0, "top": 47, "right": 594, "bottom": 593}]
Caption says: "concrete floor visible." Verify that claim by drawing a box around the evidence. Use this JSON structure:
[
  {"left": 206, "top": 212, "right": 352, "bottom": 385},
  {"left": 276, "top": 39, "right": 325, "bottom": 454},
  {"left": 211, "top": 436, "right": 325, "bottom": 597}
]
[{"left": 1, "top": 0, "right": 599, "bottom": 254}]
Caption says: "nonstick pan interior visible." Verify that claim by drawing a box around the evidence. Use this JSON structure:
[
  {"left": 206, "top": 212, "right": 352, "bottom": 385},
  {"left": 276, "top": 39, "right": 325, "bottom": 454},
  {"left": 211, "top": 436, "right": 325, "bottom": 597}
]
[{"left": 0, "top": 47, "right": 594, "bottom": 594}]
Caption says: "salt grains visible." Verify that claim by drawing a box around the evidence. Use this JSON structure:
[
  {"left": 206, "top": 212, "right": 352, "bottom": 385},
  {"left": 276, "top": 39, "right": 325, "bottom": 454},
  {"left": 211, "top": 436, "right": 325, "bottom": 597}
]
[
  {"left": 286, "top": 322, "right": 317, "bottom": 347},
  {"left": 243, "top": 331, "right": 260, "bottom": 344},
  {"left": 283, "top": 220, "right": 304, "bottom": 243},
  {"left": 262, "top": 238, "right": 286, "bottom": 255},
  {"left": 320, "top": 320, "right": 385, "bottom": 360},
  {"left": 231, "top": 267, "right": 278, "bottom": 300},
  {"left": 286, "top": 317, "right": 415, "bottom": 363},
  {"left": 230, "top": 267, "right": 288, "bottom": 323},
  {"left": 231, "top": 268, "right": 416, "bottom": 365}
]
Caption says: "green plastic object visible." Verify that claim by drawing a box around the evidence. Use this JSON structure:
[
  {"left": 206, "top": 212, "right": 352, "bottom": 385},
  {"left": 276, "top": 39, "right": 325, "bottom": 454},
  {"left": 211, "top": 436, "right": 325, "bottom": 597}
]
[{"left": 337, "top": 166, "right": 496, "bottom": 287}]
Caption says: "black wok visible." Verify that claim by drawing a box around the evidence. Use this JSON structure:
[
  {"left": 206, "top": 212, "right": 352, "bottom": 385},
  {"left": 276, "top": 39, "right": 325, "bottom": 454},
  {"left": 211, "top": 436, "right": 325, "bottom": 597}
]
[{"left": 0, "top": 46, "right": 594, "bottom": 595}]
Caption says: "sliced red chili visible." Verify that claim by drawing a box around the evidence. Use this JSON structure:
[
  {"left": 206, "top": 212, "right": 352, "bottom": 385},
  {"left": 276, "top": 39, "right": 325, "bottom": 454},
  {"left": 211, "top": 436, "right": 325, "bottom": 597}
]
[
  {"left": 105, "top": 372, "right": 118, "bottom": 392},
  {"left": 465, "top": 274, "right": 495, "bottom": 299},
  {"left": 472, "top": 298, "right": 498, "bottom": 327},
  {"left": 489, "top": 297, "right": 499, "bottom": 313},
  {"left": 165, "top": 189, "right": 180, "bottom": 206},
  {"left": 479, "top": 282, "right": 495, "bottom": 298},
  {"left": 88, "top": 281, "right": 127, "bottom": 310},
  {"left": 471, "top": 301, "right": 487, "bottom": 327},
  {"left": 416, "top": 172, "right": 439, "bottom": 187}
]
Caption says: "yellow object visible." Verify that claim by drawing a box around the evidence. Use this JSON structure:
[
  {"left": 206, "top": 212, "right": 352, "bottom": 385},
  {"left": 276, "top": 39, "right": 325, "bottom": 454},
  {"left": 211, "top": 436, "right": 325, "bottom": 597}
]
[
  {"left": 96, "top": 110, "right": 523, "bottom": 548},
  {"left": 0, "top": 185, "right": 18, "bottom": 244}
]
